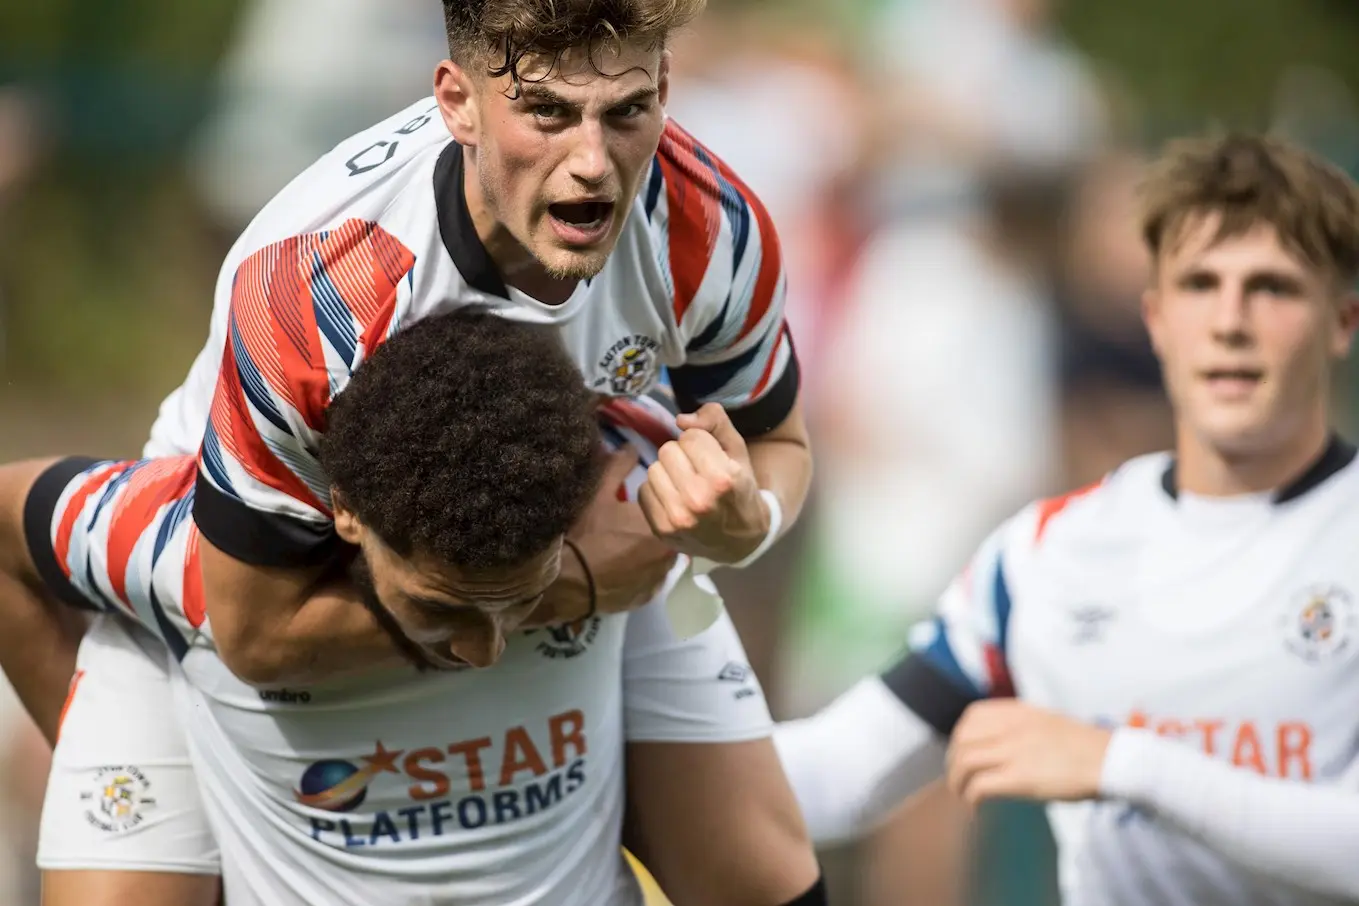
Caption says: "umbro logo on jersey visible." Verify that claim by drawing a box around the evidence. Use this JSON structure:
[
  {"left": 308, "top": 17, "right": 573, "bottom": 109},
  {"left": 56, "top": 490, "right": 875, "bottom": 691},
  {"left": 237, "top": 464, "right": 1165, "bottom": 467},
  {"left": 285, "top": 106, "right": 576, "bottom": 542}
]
[
  {"left": 1069, "top": 605, "right": 1116, "bottom": 645},
  {"left": 258, "top": 688, "right": 314, "bottom": 705},
  {"left": 718, "top": 661, "right": 757, "bottom": 700},
  {"left": 718, "top": 662, "right": 751, "bottom": 683}
]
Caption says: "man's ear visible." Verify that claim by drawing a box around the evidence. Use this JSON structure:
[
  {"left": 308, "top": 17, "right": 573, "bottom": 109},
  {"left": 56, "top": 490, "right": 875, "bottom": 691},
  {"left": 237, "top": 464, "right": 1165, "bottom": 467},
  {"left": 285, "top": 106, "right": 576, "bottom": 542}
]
[
  {"left": 332, "top": 490, "right": 363, "bottom": 546},
  {"left": 1331, "top": 290, "right": 1359, "bottom": 359},
  {"left": 435, "top": 59, "right": 480, "bottom": 147},
  {"left": 657, "top": 49, "right": 672, "bottom": 108},
  {"left": 1141, "top": 286, "right": 1165, "bottom": 358}
]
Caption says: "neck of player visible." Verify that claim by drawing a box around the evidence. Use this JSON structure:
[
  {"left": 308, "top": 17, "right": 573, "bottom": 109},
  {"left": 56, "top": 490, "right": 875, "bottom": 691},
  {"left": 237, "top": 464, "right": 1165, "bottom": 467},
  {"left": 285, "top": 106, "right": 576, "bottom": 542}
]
[
  {"left": 1174, "top": 405, "right": 1332, "bottom": 498},
  {"left": 462, "top": 151, "right": 579, "bottom": 305}
]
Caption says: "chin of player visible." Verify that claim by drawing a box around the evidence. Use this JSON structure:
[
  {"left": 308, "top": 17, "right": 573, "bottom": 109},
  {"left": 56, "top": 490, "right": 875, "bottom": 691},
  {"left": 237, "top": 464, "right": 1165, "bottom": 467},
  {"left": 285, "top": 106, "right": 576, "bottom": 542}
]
[
  {"left": 1187, "top": 393, "right": 1291, "bottom": 460},
  {"left": 532, "top": 221, "right": 620, "bottom": 281}
]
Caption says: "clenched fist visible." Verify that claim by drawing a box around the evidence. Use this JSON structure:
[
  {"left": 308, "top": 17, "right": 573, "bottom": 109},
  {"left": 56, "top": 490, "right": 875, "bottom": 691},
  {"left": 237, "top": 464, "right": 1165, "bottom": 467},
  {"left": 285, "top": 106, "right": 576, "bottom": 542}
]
[{"left": 638, "top": 403, "right": 772, "bottom": 565}]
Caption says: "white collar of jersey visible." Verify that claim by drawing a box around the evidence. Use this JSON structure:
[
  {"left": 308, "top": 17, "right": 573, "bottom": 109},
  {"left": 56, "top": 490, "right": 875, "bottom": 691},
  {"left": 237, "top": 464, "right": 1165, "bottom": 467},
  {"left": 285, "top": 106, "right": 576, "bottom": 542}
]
[
  {"left": 1159, "top": 433, "right": 1357, "bottom": 506},
  {"left": 433, "top": 143, "right": 590, "bottom": 324}
]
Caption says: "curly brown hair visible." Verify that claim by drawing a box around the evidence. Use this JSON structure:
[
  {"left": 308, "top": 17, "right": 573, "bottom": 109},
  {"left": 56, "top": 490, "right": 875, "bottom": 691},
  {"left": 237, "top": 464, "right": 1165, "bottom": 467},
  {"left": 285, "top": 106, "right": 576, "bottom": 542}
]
[
  {"left": 1140, "top": 133, "right": 1359, "bottom": 286},
  {"left": 319, "top": 308, "right": 604, "bottom": 570},
  {"left": 442, "top": 0, "right": 705, "bottom": 86}
]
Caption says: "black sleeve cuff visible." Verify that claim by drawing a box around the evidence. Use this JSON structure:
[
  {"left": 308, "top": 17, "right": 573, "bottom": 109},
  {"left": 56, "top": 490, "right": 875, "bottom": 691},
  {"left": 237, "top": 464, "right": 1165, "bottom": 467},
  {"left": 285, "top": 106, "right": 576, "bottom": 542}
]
[
  {"left": 672, "top": 345, "right": 801, "bottom": 439},
  {"left": 880, "top": 655, "right": 981, "bottom": 738},
  {"left": 23, "top": 456, "right": 108, "bottom": 613},
  {"left": 780, "top": 872, "right": 827, "bottom": 906},
  {"left": 192, "top": 471, "right": 340, "bottom": 569}
]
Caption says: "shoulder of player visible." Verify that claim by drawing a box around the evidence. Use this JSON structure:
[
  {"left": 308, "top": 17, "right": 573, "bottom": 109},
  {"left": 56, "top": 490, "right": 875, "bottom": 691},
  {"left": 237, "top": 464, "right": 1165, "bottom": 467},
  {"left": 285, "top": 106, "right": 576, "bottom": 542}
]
[
  {"left": 631, "top": 118, "right": 779, "bottom": 264},
  {"left": 223, "top": 100, "right": 450, "bottom": 277},
  {"left": 999, "top": 452, "right": 1170, "bottom": 561}
]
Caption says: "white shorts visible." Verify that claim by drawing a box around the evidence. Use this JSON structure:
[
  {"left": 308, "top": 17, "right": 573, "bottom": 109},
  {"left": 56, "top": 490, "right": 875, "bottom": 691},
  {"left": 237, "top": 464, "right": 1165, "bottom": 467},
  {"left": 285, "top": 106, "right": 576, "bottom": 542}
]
[
  {"left": 35, "top": 573, "right": 769, "bottom": 904},
  {"left": 37, "top": 614, "right": 219, "bottom": 875}
]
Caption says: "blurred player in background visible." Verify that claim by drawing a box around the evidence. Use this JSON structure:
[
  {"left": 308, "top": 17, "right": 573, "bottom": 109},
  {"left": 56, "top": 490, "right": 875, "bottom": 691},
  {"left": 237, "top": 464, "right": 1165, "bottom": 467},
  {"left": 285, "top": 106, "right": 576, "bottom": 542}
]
[
  {"left": 775, "top": 131, "right": 1359, "bottom": 905},
  {"left": 0, "top": 311, "right": 819, "bottom": 906}
]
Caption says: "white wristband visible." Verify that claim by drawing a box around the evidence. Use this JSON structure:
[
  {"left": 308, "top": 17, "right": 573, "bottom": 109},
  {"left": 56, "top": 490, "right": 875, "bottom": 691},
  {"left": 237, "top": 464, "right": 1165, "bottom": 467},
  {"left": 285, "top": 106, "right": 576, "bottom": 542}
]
[{"left": 728, "top": 489, "right": 783, "bottom": 569}]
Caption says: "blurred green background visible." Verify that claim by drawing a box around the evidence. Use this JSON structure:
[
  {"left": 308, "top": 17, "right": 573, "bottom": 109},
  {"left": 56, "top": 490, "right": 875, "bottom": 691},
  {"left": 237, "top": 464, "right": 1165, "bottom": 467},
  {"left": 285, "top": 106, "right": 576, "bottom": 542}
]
[{"left": 3, "top": 0, "right": 1359, "bottom": 406}]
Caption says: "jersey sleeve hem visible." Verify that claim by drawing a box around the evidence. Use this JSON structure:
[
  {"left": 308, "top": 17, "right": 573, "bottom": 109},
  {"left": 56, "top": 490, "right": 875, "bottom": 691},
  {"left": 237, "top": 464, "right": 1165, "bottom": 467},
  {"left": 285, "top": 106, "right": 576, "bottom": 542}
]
[
  {"left": 34, "top": 857, "right": 222, "bottom": 875},
  {"left": 676, "top": 349, "right": 800, "bottom": 438},
  {"left": 23, "top": 456, "right": 106, "bottom": 613},
  {"left": 192, "top": 471, "right": 340, "bottom": 569},
  {"left": 623, "top": 725, "right": 773, "bottom": 745},
  {"left": 880, "top": 655, "right": 979, "bottom": 737}
]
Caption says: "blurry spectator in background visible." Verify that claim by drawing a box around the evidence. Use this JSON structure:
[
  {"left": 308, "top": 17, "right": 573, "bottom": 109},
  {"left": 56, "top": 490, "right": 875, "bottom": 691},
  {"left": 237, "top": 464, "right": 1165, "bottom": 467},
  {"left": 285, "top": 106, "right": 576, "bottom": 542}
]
[
  {"left": 666, "top": 2, "right": 868, "bottom": 714},
  {"left": 187, "top": 0, "right": 445, "bottom": 242},
  {"left": 796, "top": 0, "right": 1108, "bottom": 699},
  {"left": 0, "top": 86, "right": 42, "bottom": 373},
  {"left": 865, "top": 0, "right": 1107, "bottom": 221},
  {"left": 1055, "top": 152, "right": 1173, "bottom": 487},
  {"left": 811, "top": 170, "right": 1066, "bottom": 906},
  {"left": 0, "top": 85, "right": 45, "bottom": 906},
  {"left": 787, "top": 1, "right": 1110, "bottom": 902},
  {"left": 814, "top": 171, "right": 1065, "bottom": 696}
]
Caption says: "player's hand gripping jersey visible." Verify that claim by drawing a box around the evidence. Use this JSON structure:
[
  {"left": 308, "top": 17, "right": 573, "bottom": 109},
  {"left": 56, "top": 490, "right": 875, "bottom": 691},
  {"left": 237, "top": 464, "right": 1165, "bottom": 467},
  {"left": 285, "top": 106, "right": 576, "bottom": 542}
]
[
  {"left": 31, "top": 397, "right": 773, "bottom": 906},
  {"left": 146, "top": 98, "right": 796, "bottom": 577}
]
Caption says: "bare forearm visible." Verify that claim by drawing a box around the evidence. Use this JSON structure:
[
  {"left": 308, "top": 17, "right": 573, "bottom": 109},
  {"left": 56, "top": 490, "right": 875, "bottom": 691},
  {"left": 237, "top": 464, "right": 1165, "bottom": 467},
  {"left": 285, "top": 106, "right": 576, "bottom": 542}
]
[
  {"left": 0, "top": 459, "right": 88, "bottom": 742},
  {"left": 1101, "top": 728, "right": 1359, "bottom": 898},
  {"left": 0, "top": 567, "right": 85, "bottom": 743},
  {"left": 746, "top": 410, "right": 812, "bottom": 534},
  {"left": 624, "top": 740, "right": 819, "bottom": 906},
  {"left": 201, "top": 540, "right": 407, "bottom": 686},
  {"left": 248, "top": 580, "right": 406, "bottom": 685}
]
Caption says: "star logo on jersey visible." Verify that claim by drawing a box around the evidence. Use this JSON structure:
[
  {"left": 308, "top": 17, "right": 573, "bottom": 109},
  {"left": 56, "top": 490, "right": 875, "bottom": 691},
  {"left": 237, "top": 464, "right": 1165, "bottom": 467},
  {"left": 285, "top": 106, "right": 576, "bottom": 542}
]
[
  {"left": 294, "top": 711, "right": 591, "bottom": 850},
  {"left": 1280, "top": 584, "right": 1356, "bottom": 663},
  {"left": 80, "top": 765, "right": 157, "bottom": 833},
  {"left": 593, "top": 335, "right": 660, "bottom": 396}
]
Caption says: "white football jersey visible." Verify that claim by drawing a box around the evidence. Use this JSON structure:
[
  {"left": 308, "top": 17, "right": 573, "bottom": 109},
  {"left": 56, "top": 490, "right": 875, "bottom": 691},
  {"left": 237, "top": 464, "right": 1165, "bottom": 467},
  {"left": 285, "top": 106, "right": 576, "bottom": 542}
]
[
  {"left": 144, "top": 96, "right": 795, "bottom": 580},
  {"left": 888, "top": 439, "right": 1359, "bottom": 906},
  {"left": 26, "top": 98, "right": 792, "bottom": 903}
]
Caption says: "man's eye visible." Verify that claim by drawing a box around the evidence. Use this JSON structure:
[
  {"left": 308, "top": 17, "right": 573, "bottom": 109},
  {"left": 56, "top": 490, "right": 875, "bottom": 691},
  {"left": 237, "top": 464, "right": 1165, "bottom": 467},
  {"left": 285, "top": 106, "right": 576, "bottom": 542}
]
[{"left": 533, "top": 105, "right": 567, "bottom": 120}]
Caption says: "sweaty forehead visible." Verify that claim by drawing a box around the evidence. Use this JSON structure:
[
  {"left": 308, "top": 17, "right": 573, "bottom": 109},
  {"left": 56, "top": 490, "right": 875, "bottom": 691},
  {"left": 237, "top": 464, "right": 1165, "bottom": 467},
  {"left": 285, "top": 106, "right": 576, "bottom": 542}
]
[{"left": 502, "top": 40, "right": 661, "bottom": 93}]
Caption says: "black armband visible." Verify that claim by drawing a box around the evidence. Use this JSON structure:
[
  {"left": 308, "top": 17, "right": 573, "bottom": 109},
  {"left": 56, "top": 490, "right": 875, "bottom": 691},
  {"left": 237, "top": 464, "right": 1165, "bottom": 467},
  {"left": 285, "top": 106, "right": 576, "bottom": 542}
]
[{"left": 23, "top": 456, "right": 107, "bottom": 613}]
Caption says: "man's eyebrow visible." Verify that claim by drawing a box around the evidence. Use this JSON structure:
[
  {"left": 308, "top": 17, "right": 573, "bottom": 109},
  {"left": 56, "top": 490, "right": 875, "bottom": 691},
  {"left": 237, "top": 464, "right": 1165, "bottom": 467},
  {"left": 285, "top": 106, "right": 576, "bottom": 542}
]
[
  {"left": 611, "top": 85, "right": 660, "bottom": 107},
  {"left": 517, "top": 84, "right": 572, "bottom": 106},
  {"left": 406, "top": 593, "right": 542, "bottom": 614},
  {"left": 516, "top": 83, "right": 659, "bottom": 109}
]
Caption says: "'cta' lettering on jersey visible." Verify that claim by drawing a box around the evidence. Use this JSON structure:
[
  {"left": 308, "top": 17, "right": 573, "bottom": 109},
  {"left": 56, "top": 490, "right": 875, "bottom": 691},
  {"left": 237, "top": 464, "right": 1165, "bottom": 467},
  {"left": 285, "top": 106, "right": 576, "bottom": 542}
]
[{"left": 297, "top": 710, "right": 590, "bottom": 848}]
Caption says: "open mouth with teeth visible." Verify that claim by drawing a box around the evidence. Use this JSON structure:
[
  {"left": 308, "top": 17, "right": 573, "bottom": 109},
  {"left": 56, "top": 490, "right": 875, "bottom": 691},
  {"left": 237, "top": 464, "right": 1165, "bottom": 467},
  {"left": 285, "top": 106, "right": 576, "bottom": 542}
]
[{"left": 548, "top": 201, "right": 614, "bottom": 231}]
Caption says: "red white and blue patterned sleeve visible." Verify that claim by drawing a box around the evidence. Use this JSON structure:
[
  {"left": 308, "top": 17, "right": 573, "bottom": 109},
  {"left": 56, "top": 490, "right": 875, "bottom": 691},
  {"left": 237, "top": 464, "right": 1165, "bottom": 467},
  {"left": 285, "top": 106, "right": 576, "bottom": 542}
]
[
  {"left": 647, "top": 121, "right": 798, "bottom": 438},
  {"left": 23, "top": 456, "right": 207, "bottom": 660},
  {"left": 879, "top": 512, "right": 1030, "bottom": 736},
  {"left": 193, "top": 219, "right": 416, "bottom": 568}
]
